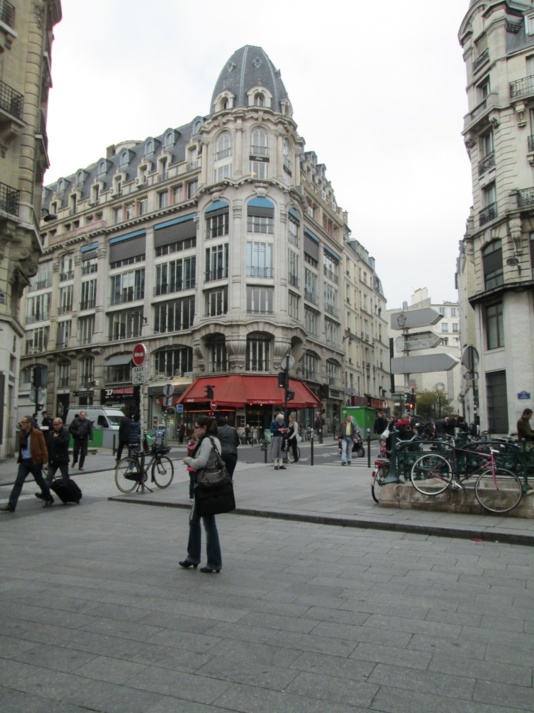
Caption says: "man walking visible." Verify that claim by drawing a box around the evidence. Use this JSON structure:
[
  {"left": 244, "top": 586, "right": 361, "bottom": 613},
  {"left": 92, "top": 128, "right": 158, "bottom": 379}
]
[
  {"left": 1, "top": 416, "right": 54, "bottom": 512},
  {"left": 517, "top": 408, "right": 534, "bottom": 442},
  {"left": 217, "top": 416, "right": 239, "bottom": 480},
  {"left": 338, "top": 413, "right": 357, "bottom": 466},
  {"left": 116, "top": 408, "right": 131, "bottom": 463},
  {"left": 47, "top": 417, "right": 71, "bottom": 481},
  {"left": 69, "top": 411, "right": 93, "bottom": 471}
]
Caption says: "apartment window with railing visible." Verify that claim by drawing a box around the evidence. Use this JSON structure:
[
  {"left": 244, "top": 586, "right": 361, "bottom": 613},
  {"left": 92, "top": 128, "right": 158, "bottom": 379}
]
[
  {"left": 326, "top": 360, "right": 341, "bottom": 387},
  {"left": 58, "top": 361, "right": 71, "bottom": 389},
  {"left": 247, "top": 241, "right": 273, "bottom": 278},
  {"left": 324, "top": 283, "right": 339, "bottom": 317},
  {"left": 78, "top": 315, "right": 95, "bottom": 346},
  {"left": 250, "top": 128, "right": 269, "bottom": 180},
  {"left": 107, "top": 310, "right": 144, "bottom": 341},
  {"left": 305, "top": 307, "right": 319, "bottom": 338},
  {"left": 154, "top": 346, "right": 193, "bottom": 377},
  {"left": 214, "top": 131, "right": 232, "bottom": 182},
  {"left": 154, "top": 296, "right": 195, "bottom": 333},
  {"left": 58, "top": 285, "right": 73, "bottom": 315},
  {"left": 81, "top": 256, "right": 98, "bottom": 275},
  {"left": 288, "top": 291, "right": 299, "bottom": 320},
  {"left": 208, "top": 339, "right": 228, "bottom": 373},
  {"left": 155, "top": 256, "right": 196, "bottom": 295},
  {"left": 29, "top": 262, "right": 52, "bottom": 291},
  {"left": 325, "top": 318, "right": 339, "bottom": 346},
  {"left": 155, "top": 236, "right": 196, "bottom": 257},
  {"left": 304, "top": 268, "right": 318, "bottom": 304},
  {"left": 206, "top": 211, "right": 229, "bottom": 239},
  {"left": 80, "top": 279, "right": 97, "bottom": 310},
  {"left": 105, "top": 363, "right": 132, "bottom": 384},
  {"left": 323, "top": 252, "right": 339, "bottom": 283},
  {"left": 482, "top": 239, "right": 503, "bottom": 290},
  {"left": 302, "top": 352, "right": 319, "bottom": 381},
  {"left": 288, "top": 215, "right": 299, "bottom": 246},
  {"left": 80, "top": 356, "right": 95, "bottom": 384},
  {"left": 25, "top": 326, "right": 49, "bottom": 355},
  {"left": 205, "top": 244, "right": 228, "bottom": 282},
  {"left": 486, "top": 301, "right": 504, "bottom": 350},
  {"left": 478, "top": 130, "right": 495, "bottom": 176},
  {"left": 204, "top": 286, "right": 228, "bottom": 317},
  {"left": 56, "top": 320, "right": 72, "bottom": 349},
  {"left": 480, "top": 182, "right": 497, "bottom": 226},
  {"left": 246, "top": 335, "right": 270, "bottom": 372},
  {"left": 247, "top": 214, "right": 273, "bottom": 234},
  {"left": 110, "top": 268, "right": 145, "bottom": 305},
  {"left": 59, "top": 254, "right": 74, "bottom": 281},
  {"left": 288, "top": 250, "right": 299, "bottom": 287},
  {"left": 246, "top": 286, "right": 273, "bottom": 314},
  {"left": 26, "top": 293, "right": 50, "bottom": 324}
]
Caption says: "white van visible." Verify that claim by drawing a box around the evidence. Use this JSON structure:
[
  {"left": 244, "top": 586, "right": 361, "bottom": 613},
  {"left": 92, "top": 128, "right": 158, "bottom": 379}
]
[{"left": 65, "top": 408, "right": 125, "bottom": 448}]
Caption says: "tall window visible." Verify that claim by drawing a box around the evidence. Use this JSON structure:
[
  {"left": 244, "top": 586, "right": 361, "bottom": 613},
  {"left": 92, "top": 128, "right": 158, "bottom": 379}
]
[
  {"left": 154, "top": 347, "right": 193, "bottom": 377},
  {"left": 324, "top": 283, "right": 338, "bottom": 317},
  {"left": 486, "top": 301, "right": 504, "bottom": 349},
  {"left": 486, "top": 370, "right": 508, "bottom": 433},
  {"left": 214, "top": 131, "right": 232, "bottom": 182},
  {"left": 154, "top": 296, "right": 195, "bottom": 333},
  {"left": 480, "top": 183, "right": 497, "bottom": 226},
  {"left": 80, "top": 280, "right": 97, "bottom": 310},
  {"left": 250, "top": 128, "right": 269, "bottom": 179},
  {"left": 302, "top": 352, "right": 319, "bottom": 381},
  {"left": 247, "top": 242, "right": 273, "bottom": 277},
  {"left": 288, "top": 292, "right": 299, "bottom": 320},
  {"left": 246, "top": 335, "right": 270, "bottom": 371},
  {"left": 206, "top": 211, "right": 229, "bottom": 239},
  {"left": 110, "top": 269, "right": 145, "bottom": 305},
  {"left": 204, "top": 287, "right": 228, "bottom": 316},
  {"left": 246, "top": 286, "right": 273, "bottom": 314},
  {"left": 323, "top": 253, "right": 339, "bottom": 283},
  {"left": 155, "top": 257, "right": 196, "bottom": 295},
  {"left": 25, "top": 326, "right": 49, "bottom": 355},
  {"left": 205, "top": 244, "right": 228, "bottom": 281},
  {"left": 479, "top": 130, "right": 495, "bottom": 176},
  {"left": 78, "top": 316, "right": 95, "bottom": 345},
  {"left": 80, "top": 356, "right": 95, "bottom": 384},
  {"left": 59, "top": 254, "right": 74, "bottom": 281},
  {"left": 482, "top": 240, "right": 503, "bottom": 290},
  {"left": 58, "top": 285, "right": 73, "bottom": 315},
  {"left": 304, "top": 269, "right": 318, "bottom": 304},
  {"left": 81, "top": 256, "right": 98, "bottom": 275},
  {"left": 208, "top": 338, "right": 228, "bottom": 373},
  {"left": 58, "top": 361, "right": 70, "bottom": 389},
  {"left": 30, "top": 262, "right": 52, "bottom": 290},
  {"left": 108, "top": 310, "right": 144, "bottom": 341},
  {"left": 326, "top": 360, "right": 341, "bottom": 387},
  {"left": 56, "top": 320, "right": 72, "bottom": 348},
  {"left": 27, "top": 293, "right": 50, "bottom": 323},
  {"left": 288, "top": 250, "right": 299, "bottom": 287},
  {"left": 305, "top": 307, "right": 319, "bottom": 337},
  {"left": 325, "top": 319, "right": 339, "bottom": 346}
]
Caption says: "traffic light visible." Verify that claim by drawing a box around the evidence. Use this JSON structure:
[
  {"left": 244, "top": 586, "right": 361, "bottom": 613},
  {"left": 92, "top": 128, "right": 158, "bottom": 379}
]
[
  {"left": 287, "top": 390, "right": 295, "bottom": 401},
  {"left": 205, "top": 385, "right": 214, "bottom": 399},
  {"left": 278, "top": 371, "right": 288, "bottom": 389}
]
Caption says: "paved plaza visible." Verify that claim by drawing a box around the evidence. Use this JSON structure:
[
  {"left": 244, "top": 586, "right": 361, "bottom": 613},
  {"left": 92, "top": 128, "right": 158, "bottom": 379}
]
[{"left": 1, "top": 454, "right": 533, "bottom": 712}]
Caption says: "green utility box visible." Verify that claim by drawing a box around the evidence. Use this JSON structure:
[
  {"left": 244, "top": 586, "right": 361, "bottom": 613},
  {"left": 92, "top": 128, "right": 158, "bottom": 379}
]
[{"left": 341, "top": 406, "right": 378, "bottom": 438}]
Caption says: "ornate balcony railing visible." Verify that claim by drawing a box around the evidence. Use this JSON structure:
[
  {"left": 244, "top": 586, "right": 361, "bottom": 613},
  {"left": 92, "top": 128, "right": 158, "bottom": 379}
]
[
  {"left": 479, "top": 202, "right": 498, "bottom": 226},
  {"left": 0, "top": 181, "right": 19, "bottom": 215},
  {"left": 473, "top": 48, "right": 489, "bottom": 72},
  {"left": 0, "top": 79, "right": 23, "bottom": 119},
  {"left": 0, "top": 0, "right": 15, "bottom": 28},
  {"left": 517, "top": 187, "right": 534, "bottom": 208},
  {"left": 510, "top": 74, "right": 534, "bottom": 99},
  {"left": 478, "top": 151, "right": 495, "bottom": 176}
]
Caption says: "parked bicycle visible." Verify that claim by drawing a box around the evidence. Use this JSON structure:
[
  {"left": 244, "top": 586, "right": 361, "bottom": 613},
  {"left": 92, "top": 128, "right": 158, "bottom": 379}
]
[
  {"left": 410, "top": 441, "right": 523, "bottom": 514},
  {"left": 115, "top": 440, "right": 174, "bottom": 494}
]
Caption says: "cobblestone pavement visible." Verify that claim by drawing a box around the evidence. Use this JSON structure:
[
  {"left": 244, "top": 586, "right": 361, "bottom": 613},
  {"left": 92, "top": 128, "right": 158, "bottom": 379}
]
[{"left": 0, "top": 464, "right": 533, "bottom": 712}]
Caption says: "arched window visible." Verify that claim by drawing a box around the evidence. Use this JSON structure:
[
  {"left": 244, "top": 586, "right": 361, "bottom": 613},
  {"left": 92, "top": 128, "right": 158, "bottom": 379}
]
[
  {"left": 119, "top": 150, "right": 130, "bottom": 168},
  {"left": 254, "top": 92, "right": 264, "bottom": 107},
  {"left": 246, "top": 334, "right": 270, "bottom": 372},
  {"left": 214, "top": 131, "right": 232, "bottom": 182},
  {"left": 164, "top": 129, "right": 175, "bottom": 148},
  {"left": 302, "top": 352, "right": 319, "bottom": 381},
  {"left": 206, "top": 335, "right": 228, "bottom": 373},
  {"left": 145, "top": 139, "right": 154, "bottom": 156},
  {"left": 154, "top": 346, "right": 193, "bottom": 377},
  {"left": 326, "top": 359, "right": 341, "bottom": 388}
]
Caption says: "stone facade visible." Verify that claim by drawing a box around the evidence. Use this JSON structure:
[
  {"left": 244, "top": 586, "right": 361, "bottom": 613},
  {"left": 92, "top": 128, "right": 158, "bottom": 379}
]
[
  {"left": 458, "top": 0, "right": 534, "bottom": 435},
  {"left": 0, "top": 0, "right": 61, "bottom": 457},
  {"left": 21, "top": 45, "right": 389, "bottom": 433}
]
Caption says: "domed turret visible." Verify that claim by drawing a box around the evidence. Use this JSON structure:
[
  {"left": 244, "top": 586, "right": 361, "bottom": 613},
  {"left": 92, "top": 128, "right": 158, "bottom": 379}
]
[{"left": 210, "top": 45, "right": 290, "bottom": 115}]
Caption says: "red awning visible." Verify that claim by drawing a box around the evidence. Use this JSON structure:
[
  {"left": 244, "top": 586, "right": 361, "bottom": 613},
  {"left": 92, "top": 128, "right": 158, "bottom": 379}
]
[{"left": 176, "top": 376, "right": 320, "bottom": 409}]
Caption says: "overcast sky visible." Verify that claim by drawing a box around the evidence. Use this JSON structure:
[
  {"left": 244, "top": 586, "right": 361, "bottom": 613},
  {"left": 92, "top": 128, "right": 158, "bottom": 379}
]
[{"left": 45, "top": 0, "right": 472, "bottom": 309}]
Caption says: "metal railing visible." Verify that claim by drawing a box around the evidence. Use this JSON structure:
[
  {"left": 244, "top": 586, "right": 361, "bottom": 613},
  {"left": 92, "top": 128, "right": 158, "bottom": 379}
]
[
  {"left": 478, "top": 151, "right": 495, "bottom": 176},
  {"left": 59, "top": 271, "right": 74, "bottom": 281},
  {"left": 246, "top": 267, "right": 273, "bottom": 278},
  {"left": 473, "top": 48, "right": 489, "bottom": 72},
  {"left": 479, "top": 202, "right": 498, "bottom": 226},
  {"left": 0, "top": 0, "right": 16, "bottom": 28},
  {"left": 517, "top": 187, "right": 534, "bottom": 208},
  {"left": 0, "top": 181, "right": 19, "bottom": 215},
  {"left": 0, "top": 80, "right": 23, "bottom": 119},
  {"left": 510, "top": 74, "right": 534, "bottom": 99}
]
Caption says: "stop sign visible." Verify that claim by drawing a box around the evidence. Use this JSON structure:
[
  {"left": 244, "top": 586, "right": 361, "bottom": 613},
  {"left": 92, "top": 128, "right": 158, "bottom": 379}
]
[
  {"left": 210, "top": 401, "right": 218, "bottom": 410},
  {"left": 132, "top": 343, "right": 147, "bottom": 366}
]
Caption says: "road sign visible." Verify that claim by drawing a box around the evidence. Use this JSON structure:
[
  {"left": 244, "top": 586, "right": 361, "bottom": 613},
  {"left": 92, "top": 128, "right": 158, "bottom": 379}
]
[
  {"left": 461, "top": 345, "right": 479, "bottom": 371},
  {"left": 177, "top": 404, "right": 183, "bottom": 413},
  {"left": 163, "top": 396, "right": 173, "bottom": 407},
  {"left": 132, "top": 343, "right": 147, "bottom": 366},
  {"left": 390, "top": 353, "right": 459, "bottom": 374},
  {"left": 390, "top": 308, "right": 443, "bottom": 331},
  {"left": 162, "top": 383, "right": 174, "bottom": 397},
  {"left": 131, "top": 365, "right": 148, "bottom": 384},
  {"left": 210, "top": 401, "right": 218, "bottom": 410},
  {"left": 396, "top": 331, "right": 442, "bottom": 352},
  {"left": 29, "top": 388, "right": 45, "bottom": 403}
]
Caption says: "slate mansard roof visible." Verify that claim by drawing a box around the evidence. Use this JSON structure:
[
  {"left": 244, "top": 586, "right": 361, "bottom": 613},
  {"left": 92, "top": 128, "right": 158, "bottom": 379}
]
[{"left": 210, "top": 45, "right": 289, "bottom": 114}]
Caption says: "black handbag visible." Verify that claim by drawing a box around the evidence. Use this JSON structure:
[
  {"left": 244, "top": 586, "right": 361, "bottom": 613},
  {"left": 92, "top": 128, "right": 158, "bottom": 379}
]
[
  {"left": 194, "top": 480, "right": 235, "bottom": 516},
  {"left": 195, "top": 437, "right": 229, "bottom": 488}
]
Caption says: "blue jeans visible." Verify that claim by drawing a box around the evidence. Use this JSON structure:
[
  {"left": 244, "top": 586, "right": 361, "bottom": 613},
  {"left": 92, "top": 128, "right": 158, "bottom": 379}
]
[
  {"left": 186, "top": 502, "right": 222, "bottom": 569},
  {"left": 341, "top": 437, "right": 353, "bottom": 464},
  {"left": 9, "top": 460, "right": 53, "bottom": 510}
]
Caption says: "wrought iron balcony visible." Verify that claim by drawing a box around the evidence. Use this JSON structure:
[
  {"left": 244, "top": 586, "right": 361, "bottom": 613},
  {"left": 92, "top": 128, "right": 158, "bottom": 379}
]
[
  {"left": 479, "top": 202, "right": 498, "bottom": 226},
  {"left": 0, "top": 181, "right": 19, "bottom": 215},
  {"left": 0, "top": 0, "right": 15, "bottom": 28},
  {"left": 510, "top": 74, "right": 534, "bottom": 99},
  {"left": 473, "top": 48, "right": 489, "bottom": 72},
  {"left": 0, "top": 79, "right": 23, "bottom": 119},
  {"left": 517, "top": 187, "right": 534, "bottom": 208},
  {"left": 529, "top": 136, "right": 534, "bottom": 153},
  {"left": 478, "top": 151, "right": 495, "bottom": 176}
]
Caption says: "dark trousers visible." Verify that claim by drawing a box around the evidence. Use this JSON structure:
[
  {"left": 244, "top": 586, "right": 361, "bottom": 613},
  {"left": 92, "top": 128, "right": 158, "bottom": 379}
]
[
  {"left": 47, "top": 462, "right": 69, "bottom": 483},
  {"left": 221, "top": 452, "right": 237, "bottom": 480},
  {"left": 8, "top": 459, "right": 53, "bottom": 510},
  {"left": 72, "top": 439, "right": 88, "bottom": 468},
  {"left": 116, "top": 440, "right": 129, "bottom": 461}
]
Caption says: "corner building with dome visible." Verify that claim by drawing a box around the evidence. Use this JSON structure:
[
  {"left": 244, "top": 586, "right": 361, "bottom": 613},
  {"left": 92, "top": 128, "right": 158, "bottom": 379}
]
[{"left": 21, "top": 45, "right": 389, "bottom": 437}]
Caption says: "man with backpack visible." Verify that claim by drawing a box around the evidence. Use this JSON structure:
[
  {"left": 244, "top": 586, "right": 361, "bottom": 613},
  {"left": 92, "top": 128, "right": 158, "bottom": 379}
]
[{"left": 69, "top": 411, "right": 93, "bottom": 471}]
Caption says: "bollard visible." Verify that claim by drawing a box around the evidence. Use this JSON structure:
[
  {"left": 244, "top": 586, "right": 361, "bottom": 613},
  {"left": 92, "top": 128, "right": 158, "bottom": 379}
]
[
  {"left": 383, "top": 432, "right": 401, "bottom": 484},
  {"left": 310, "top": 430, "right": 314, "bottom": 466},
  {"left": 367, "top": 429, "right": 371, "bottom": 468},
  {"left": 318, "top": 427, "right": 323, "bottom": 444},
  {"left": 112, "top": 433, "right": 116, "bottom": 456}
]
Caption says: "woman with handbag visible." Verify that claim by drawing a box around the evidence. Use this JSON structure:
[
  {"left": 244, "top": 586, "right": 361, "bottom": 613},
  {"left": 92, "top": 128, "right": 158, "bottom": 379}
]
[
  {"left": 287, "top": 413, "right": 300, "bottom": 463},
  {"left": 179, "top": 416, "right": 223, "bottom": 574}
]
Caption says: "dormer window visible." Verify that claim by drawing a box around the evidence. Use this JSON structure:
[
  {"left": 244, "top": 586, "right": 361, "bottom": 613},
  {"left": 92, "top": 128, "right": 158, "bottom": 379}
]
[
  {"left": 119, "top": 149, "right": 130, "bottom": 168},
  {"left": 164, "top": 129, "right": 175, "bottom": 148},
  {"left": 254, "top": 93, "right": 264, "bottom": 107},
  {"left": 97, "top": 160, "right": 108, "bottom": 178},
  {"left": 247, "top": 86, "right": 272, "bottom": 109},
  {"left": 57, "top": 178, "right": 69, "bottom": 193},
  {"left": 145, "top": 139, "right": 155, "bottom": 156},
  {"left": 214, "top": 92, "right": 234, "bottom": 112}
]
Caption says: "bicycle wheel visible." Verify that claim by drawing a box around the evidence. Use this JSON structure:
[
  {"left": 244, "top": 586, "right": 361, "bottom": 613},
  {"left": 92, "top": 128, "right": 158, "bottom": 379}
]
[
  {"left": 151, "top": 455, "right": 174, "bottom": 488},
  {"left": 115, "top": 457, "right": 140, "bottom": 494},
  {"left": 371, "top": 464, "right": 388, "bottom": 504},
  {"left": 287, "top": 447, "right": 301, "bottom": 463},
  {"left": 410, "top": 454, "right": 452, "bottom": 495},
  {"left": 475, "top": 467, "right": 523, "bottom": 514}
]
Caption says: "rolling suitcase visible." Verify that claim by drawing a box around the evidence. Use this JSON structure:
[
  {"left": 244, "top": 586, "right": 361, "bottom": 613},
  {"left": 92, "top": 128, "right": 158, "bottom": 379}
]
[{"left": 50, "top": 477, "right": 82, "bottom": 504}]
